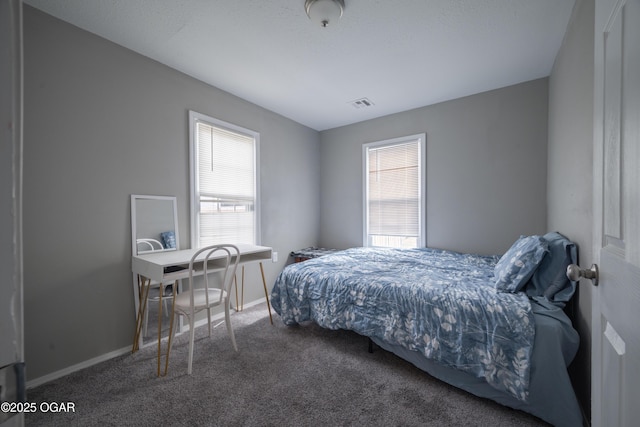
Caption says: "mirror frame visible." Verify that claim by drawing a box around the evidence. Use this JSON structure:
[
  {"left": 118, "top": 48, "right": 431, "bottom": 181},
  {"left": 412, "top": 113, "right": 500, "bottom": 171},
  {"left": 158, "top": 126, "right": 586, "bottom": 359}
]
[
  {"left": 131, "top": 194, "right": 180, "bottom": 256},
  {"left": 130, "top": 194, "right": 180, "bottom": 347}
]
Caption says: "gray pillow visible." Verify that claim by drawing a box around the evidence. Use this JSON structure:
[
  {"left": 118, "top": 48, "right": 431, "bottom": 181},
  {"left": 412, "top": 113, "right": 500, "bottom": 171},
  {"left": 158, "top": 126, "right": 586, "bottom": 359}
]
[
  {"left": 526, "top": 231, "right": 577, "bottom": 304},
  {"left": 494, "top": 235, "right": 549, "bottom": 293}
]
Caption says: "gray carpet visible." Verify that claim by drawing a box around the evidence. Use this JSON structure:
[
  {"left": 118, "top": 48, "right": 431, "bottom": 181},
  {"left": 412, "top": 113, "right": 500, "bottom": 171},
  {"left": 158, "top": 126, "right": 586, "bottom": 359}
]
[{"left": 26, "top": 303, "right": 548, "bottom": 426}]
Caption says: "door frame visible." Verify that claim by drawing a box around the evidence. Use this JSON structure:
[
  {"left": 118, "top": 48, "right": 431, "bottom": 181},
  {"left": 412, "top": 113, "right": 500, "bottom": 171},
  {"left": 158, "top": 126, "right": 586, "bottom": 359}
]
[{"left": 0, "top": 0, "right": 25, "bottom": 426}]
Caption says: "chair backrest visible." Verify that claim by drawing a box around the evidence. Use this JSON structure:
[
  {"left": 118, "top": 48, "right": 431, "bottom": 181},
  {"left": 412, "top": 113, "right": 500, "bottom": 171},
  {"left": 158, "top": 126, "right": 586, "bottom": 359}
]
[
  {"left": 187, "top": 244, "right": 240, "bottom": 308},
  {"left": 136, "top": 238, "right": 164, "bottom": 253}
]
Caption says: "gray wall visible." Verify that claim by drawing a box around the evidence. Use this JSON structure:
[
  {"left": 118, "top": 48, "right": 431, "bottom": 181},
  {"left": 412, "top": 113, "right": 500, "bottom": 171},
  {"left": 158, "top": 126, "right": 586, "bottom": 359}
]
[
  {"left": 23, "top": 6, "right": 320, "bottom": 381},
  {"left": 547, "top": 0, "right": 594, "bottom": 416},
  {"left": 319, "top": 79, "right": 549, "bottom": 256}
]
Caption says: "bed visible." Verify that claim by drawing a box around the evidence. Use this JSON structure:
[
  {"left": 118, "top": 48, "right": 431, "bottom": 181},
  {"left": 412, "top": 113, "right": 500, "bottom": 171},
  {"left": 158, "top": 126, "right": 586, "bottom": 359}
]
[{"left": 270, "top": 232, "right": 583, "bottom": 427}]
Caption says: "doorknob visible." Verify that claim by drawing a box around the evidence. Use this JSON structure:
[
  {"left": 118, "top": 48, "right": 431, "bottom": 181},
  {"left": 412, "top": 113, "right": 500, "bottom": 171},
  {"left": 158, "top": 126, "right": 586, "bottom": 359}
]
[{"left": 566, "top": 264, "right": 599, "bottom": 286}]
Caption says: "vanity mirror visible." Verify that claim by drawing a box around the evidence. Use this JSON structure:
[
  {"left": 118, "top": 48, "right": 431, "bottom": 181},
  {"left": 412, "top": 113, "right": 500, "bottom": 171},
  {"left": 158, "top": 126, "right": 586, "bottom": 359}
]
[
  {"left": 131, "top": 194, "right": 179, "bottom": 255},
  {"left": 130, "top": 194, "right": 180, "bottom": 347}
]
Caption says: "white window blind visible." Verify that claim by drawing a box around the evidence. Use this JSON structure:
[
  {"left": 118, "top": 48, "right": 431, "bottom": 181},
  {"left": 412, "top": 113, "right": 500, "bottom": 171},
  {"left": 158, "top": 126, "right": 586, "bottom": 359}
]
[
  {"left": 363, "top": 134, "right": 425, "bottom": 248},
  {"left": 190, "top": 111, "right": 258, "bottom": 248}
]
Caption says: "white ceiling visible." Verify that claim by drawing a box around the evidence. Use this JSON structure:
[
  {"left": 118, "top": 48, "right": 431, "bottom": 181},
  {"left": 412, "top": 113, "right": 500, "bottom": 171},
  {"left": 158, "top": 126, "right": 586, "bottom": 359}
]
[{"left": 24, "top": 0, "right": 575, "bottom": 131}]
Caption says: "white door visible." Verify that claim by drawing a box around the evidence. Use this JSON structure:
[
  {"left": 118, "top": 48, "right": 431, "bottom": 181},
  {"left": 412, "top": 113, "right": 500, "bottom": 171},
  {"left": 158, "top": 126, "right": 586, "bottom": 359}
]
[{"left": 592, "top": 0, "right": 640, "bottom": 425}]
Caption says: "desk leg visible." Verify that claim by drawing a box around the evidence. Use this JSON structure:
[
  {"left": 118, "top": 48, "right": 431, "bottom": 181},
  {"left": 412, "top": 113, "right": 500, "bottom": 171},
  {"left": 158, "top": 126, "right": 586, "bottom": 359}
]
[
  {"left": 132, "top": 276, "right": 151, "bottom": 353},
  {"left": 233, "top": 274, "right": 239, "bottom": 311},
  {"left": 229, "top": 262, "right": 273, "bottom": 324},
  {"left": 236, "top": 265, "right": 247, "bottom": 312},
  {"left": 259, "top": 262, "right": 273, "bottom": 325},
  {"left": 241, "top": 266, "right": 245, "bottom": 311}
]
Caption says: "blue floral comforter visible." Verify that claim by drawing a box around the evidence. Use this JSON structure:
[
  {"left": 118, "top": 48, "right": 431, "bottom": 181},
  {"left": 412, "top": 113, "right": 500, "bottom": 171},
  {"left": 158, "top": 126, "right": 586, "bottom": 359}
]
[{"left": 271, "top": 247, "right": 535, "bottom": 401}]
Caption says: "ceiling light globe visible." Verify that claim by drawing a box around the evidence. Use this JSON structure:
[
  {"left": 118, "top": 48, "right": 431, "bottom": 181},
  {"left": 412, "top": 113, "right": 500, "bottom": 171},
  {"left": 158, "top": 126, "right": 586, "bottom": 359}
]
[{"left": 305, "top": 0, "right": 344, "bottom": 28}]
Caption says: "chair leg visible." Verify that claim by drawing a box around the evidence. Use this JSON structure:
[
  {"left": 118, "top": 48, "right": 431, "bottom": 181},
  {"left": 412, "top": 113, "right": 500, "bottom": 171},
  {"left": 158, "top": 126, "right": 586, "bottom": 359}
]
[
  {"left": 187, "top": 317, "right": 196, "bottom": 375},
  {"left": 225, "top": 299, "right": 238, "bottom": 352},
  {"left": 143, "top": 298, "right": 149, "bottom": 336},
  {"left": 156, "top": 286, "right": 165, "bottom": 377},
  {"left": 162, "top": 283, "right": 172, "bottom": 317},
  {"left": 163, "top": 282, "right": 179, "bottom": 377},
  {"left": 144, "top": 286, "right": 171, "bottom": 338},
  {"left": 207, "top": 307, "right": 212, "bottom": 337}
]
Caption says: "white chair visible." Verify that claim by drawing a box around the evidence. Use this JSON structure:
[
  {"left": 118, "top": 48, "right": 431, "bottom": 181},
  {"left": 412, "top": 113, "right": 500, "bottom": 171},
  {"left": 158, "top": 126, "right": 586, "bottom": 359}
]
[
  {"left": 136, "top": 238, "right": 173, "bottom": 336},
  {"left": 166, "top": 244, "right": 240, "bottom": 375}
]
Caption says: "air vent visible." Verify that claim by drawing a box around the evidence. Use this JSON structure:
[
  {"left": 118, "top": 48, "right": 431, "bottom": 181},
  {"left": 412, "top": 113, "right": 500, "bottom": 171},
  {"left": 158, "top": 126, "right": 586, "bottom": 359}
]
[{"left": 349, "top": 97, "right": 375, "bottom": 109}]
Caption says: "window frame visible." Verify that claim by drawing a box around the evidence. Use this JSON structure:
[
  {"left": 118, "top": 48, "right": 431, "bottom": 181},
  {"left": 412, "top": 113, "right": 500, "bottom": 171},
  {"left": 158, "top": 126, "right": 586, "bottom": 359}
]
[
  {"left": 189, "top": 110, "right": 261, "bottom": 248},
  {"left": 362, "top": 133, "right": 426, "bottom": 248}
]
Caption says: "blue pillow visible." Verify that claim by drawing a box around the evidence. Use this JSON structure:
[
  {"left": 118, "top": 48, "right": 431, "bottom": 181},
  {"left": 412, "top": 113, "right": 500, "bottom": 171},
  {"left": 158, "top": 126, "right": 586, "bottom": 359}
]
[
  {"left": 495, "top": 235, "right": 549, "bottom": 293},
  {"left": 160, "top": 231, "right": 176, "bottom": 249},
  {"left": 526, "top": 231, "right": 577, "bottom": 304}
]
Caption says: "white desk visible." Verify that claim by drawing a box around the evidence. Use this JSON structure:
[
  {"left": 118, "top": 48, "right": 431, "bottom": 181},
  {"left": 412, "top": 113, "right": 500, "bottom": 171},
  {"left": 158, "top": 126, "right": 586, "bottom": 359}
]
[
  {"left": 132, "top": 243, "right": 272, "bottom": 282},
  {"left": 131, "top": 244, "right": 273, "bottom": 375}
]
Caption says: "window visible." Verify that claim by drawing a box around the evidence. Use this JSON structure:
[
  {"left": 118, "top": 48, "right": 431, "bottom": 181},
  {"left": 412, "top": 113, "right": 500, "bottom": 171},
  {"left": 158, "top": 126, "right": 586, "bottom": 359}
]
[
  {"left": 189, "top": 111, "right": 259, "bottom": 248},
  {"left": 363, "top": 134, "right": 426, "bottom": 248}
]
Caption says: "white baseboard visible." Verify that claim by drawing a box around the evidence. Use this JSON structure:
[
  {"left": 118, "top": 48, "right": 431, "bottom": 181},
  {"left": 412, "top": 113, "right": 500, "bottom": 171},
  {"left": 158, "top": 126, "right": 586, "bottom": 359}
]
[
  {"left": 231, "top": 296, "right": 267, "bottom": 311},
  {"left": 26, "top": 346, "right": 131, "bottom": 389},
  {"left": 26, "top": 297, "right": 269, "bottom": 389}
]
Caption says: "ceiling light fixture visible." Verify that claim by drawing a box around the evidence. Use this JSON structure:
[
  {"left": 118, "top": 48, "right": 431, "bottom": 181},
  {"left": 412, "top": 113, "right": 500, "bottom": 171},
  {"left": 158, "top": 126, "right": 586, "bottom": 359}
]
[{"left": 305, "top": 0, "right": 345, "bottom": 28}]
